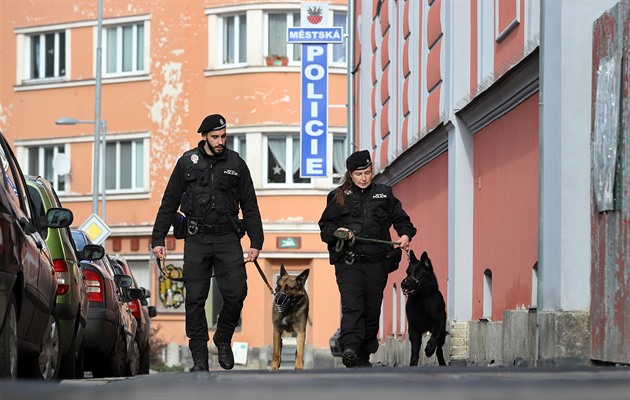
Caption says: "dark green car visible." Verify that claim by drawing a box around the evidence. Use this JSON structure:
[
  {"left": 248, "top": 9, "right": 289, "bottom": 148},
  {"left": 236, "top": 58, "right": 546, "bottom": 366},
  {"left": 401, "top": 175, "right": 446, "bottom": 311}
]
[{"left": 26, "top": 176, "right": 104, "bottom": 379}]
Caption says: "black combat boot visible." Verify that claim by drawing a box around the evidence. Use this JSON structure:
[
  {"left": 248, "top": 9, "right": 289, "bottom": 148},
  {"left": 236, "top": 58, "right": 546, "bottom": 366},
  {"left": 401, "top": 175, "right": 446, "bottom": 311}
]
[
  {"left": 357, "top": 351, "right": 373, "bottom": 368},
  {"left": 214, "top": 342, "right": 234, "bottom": 370},
  {"left": 342, "top": 347, "right": 359, "bottom": 368},
  {"left": 189, "top": 340, "right": 209, "bottom": 372}
]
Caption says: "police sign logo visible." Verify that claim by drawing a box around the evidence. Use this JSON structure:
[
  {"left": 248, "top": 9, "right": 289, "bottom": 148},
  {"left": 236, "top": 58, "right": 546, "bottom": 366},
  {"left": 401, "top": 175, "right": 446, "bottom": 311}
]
[
  {"left": 373, "top": 193, "right": 387, "bottom": 199},
  {"left": 224, "top": 169, "right": 238, "bottom": 176},
  {"left": 191, "top": 154, "right": 199, "bottom": 164}
]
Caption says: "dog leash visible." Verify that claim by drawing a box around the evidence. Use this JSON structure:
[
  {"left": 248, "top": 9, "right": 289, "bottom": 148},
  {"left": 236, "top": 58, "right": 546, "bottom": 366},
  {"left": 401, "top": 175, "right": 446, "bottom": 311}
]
[
  {"left": 156, "top": 254, "right": 184, "bottom": 282},
  {"left": 249, "top": 259, "right": 275, "bottom": 295},
  {"left": 333, "top": 229, "right": 401, "bottom": 250}
]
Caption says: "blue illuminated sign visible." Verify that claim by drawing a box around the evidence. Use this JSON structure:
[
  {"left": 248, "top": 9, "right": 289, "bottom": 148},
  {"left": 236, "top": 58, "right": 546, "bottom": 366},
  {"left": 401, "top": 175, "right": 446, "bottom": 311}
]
[{"left": 300, "top": 44, "right": 328, "bottom": 178}]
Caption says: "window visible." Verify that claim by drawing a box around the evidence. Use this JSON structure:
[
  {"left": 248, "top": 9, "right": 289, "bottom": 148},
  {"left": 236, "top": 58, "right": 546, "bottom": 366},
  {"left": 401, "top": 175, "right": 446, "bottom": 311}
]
[
  {"left": 229, "top": 135, "right": 246, "bottom": 161},
  {"left": 483, "top": 268, "right": 492, "bottom": 319},
  {"left": 27, "top": 31, "right": 66, "bottom": 80},
  {"left": 25, "top": 145, "right": 67, "bottom": 193},
  {"left": 104, "top": 23, "right": 145, "bottom": 75},
  {"left": 222, "top": 14, "right": 247, "bottom": 65},
  {"left": 267, "top": 12, "right": 300, "bottom": 62},
  {"left": 105, "top": 139, "right": 145, "bottom": 192},
  {"left": 265, "top": 135, "right": 311, "bottom": 186},
  {"left": 332, "top": 12, "right": 347, "bottom": 65},
  {"left": 332, "top": 136, "right": 346, "bottom": 184}
]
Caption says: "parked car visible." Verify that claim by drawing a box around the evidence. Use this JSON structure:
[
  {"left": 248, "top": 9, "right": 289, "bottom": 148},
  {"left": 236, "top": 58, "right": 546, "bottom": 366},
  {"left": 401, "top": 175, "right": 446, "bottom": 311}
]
[
  {"left": 0, "top": 130, "right": 73, "bottom": 380},
  {"left": 26, "top": 175, "right": 106, "bottom": 379},
  {"left": 70, "top": 229, "right": 143, "bottom": 378},
  {"left": 110, "top": 254, "right": 157, "bottom": 374}
]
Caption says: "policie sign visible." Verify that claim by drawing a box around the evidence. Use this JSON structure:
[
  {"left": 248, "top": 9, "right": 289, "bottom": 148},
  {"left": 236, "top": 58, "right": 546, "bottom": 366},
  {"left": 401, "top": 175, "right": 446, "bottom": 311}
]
[{"left": 287, "top": 2, "right": 344, "bottom": 178}]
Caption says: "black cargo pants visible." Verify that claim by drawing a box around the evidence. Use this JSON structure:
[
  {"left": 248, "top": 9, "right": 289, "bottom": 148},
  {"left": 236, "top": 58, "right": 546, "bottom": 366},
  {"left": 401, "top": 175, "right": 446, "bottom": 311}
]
[
  {"left": 334, "top": 259, "right": 388, "bottom": 356},
  {"left": 183, "top": 237, "right": 247, "bottom": 355}
]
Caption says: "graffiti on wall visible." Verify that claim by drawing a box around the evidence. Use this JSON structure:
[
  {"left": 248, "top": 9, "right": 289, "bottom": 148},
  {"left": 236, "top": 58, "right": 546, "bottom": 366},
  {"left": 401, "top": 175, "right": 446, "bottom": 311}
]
[{"left": 158, "top": 263, "right": 185, "bottom": 310}]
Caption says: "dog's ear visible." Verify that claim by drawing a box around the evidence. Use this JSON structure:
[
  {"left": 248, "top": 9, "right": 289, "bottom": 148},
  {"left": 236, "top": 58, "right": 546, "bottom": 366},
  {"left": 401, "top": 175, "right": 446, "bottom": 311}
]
[
  {"left": 409, "top": 250, "right": 418, "bottom": 262},
  {"left": 420, "top": 251, "right": 432, "bottom": 270},
  {"left": 296, "top": 269, "right": 310, "bottom": 289},
  {"left": 280, "top": 263, "right": 288, "bottom": 276}
]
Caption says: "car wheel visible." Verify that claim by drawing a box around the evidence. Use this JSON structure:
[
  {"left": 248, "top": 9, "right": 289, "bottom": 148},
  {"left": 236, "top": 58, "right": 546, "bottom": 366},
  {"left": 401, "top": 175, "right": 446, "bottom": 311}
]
[
  {"left": 125, "top": 338, "right": 140, "bottom": 377},
  {"left": 106, "top": 328, "right": 126, "bottom": 377},
  {"left": 139, "top": 342, "right": 150, "bottom": 374},
  {"left": 33, "top": 308, "right": 61, "bottom": 380},
  {"left": 59, "top": 328, "right": 77, "bottom": 379},
  {"left": 75, "top": 336, "right": 85, "bottom": 379},
  {"left": 0, "top": 294, "right": 18, "bottom": 379}
]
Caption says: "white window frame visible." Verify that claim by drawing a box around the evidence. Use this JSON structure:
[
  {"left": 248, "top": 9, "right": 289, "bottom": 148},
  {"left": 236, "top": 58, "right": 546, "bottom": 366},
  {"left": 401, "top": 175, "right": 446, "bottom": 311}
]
[
  {"left": 101, "top": 16, "right": 149, "bottom": 78},
  {"left": 229, "top": 135, "right": 247, "bottom": 161},
  {"left": 219, "top": 13, "right": 247, "bottom": 67},
  {"left": 105, "top": 136, "right": 148, "bottom": 193},
  {"left": 332, "top": 135, "right": 347, "bottom": 184},
  {"left": 24, "top": 144, "right": 68, "bottom": 194},
  {"left": 264, "top": 11, "right": 301, "bottom": 64},
  {"left": 331, "top": 11, "right": 348, "bottom": 67},
  {"left": 19, "top": 29, "right": 67, "bottom": 83},
  {"left": 263, "top": 135, "right": 312, "bottom": 189}
]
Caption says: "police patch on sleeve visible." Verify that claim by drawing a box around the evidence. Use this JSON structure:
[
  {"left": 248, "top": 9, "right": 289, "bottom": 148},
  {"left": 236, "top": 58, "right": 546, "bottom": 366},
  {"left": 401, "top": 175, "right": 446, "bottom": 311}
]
[{"left": 191, "top": 154, "right": 199, "bottom": 164}]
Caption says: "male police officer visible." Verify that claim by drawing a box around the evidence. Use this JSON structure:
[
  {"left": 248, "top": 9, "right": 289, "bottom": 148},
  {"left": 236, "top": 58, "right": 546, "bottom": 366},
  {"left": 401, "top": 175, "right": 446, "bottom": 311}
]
[{"left": 152, "top": 114, "right": 264, "bottom": 371}]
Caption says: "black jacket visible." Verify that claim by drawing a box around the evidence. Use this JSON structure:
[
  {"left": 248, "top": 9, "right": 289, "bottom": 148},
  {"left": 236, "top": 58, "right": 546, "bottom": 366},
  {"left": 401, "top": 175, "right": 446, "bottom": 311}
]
[
  {"left": 319, "top": 182, "right": 416, "bottom": 257},
  {"left": 151, "top": 140, "right": 264, "bottom": 250}
]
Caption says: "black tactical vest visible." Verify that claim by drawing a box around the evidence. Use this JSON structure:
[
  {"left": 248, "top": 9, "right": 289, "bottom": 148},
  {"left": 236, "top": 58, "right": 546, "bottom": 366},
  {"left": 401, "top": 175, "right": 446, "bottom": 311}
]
[
  {"left": 179, "top": 148, "right": 242, "bottom": 223},
  {"left": 338, "top": 184, "right": 394, "bottom": 251}
]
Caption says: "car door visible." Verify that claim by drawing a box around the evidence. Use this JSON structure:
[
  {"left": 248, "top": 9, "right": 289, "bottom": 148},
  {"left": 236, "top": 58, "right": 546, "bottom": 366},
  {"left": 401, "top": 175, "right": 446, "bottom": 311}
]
[{"left": 0, "top": 138, "right": 55, "bottom": 344}]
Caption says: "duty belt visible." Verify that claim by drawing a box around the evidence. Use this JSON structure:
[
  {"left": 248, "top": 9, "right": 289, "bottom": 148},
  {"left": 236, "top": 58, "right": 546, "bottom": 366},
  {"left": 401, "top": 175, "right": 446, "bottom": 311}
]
[
  {"left": 187, "top": 219, "right": 231, "bottom": 236},
  {"left": 341, "top": 251, "right": 385, "bottom": 265}
]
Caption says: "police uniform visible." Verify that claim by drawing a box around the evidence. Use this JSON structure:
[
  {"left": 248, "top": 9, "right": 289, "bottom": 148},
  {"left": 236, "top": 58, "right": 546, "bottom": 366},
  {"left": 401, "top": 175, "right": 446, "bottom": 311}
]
[
  {"left": 318, "top": 150, "right": 416, "bottom": 367},
  {"left": 151, "top": 114, "right": 264, "bottom": 371}
]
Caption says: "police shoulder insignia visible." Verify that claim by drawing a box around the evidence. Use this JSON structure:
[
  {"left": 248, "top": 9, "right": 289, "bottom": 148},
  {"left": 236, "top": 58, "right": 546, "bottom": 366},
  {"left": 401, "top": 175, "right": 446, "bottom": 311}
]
[{"left": 191, "top": 154, "right": 199, "bottom": 164}]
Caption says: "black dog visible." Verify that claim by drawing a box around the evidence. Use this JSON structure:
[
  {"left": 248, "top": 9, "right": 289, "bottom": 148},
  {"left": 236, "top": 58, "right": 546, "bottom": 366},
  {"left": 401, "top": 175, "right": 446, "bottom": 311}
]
[{"left": 401, "top": 250, "right": 447, "bottom": 366}]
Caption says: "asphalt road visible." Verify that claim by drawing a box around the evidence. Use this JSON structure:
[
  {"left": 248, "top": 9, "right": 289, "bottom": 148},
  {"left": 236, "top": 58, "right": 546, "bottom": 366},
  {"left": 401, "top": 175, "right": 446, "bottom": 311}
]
[{"left": 2, "top": 366, "right": 629, "bottom": 400}]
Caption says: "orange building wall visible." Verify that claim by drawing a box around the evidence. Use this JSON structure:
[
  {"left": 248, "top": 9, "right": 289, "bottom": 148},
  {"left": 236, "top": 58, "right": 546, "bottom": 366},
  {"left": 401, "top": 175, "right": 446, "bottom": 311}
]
[
  {"left": 381, "top": 152, "right": 449, "bottom": 337},
  {"left": 472, "top": 93, "right": 539, "bottom": 320}
]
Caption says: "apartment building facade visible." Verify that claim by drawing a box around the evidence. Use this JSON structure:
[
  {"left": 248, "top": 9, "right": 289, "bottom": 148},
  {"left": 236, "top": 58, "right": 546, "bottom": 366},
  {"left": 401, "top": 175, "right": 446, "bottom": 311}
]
[{"left": 1, "top": 0, "right": 349, "bottom": 367}]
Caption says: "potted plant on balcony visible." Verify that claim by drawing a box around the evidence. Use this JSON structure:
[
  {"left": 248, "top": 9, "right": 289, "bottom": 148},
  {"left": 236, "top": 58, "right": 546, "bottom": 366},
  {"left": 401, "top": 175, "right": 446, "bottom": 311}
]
[{"left": 265, "top": 54, "right": 289, "bottom": 66}]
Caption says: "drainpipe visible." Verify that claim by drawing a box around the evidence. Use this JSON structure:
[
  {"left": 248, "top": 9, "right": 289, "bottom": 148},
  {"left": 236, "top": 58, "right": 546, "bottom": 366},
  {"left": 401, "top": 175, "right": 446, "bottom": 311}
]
[
  {"left": 346, "top": 0, "right": 355, "bottom": 154},
  {"left": 535, "top": 1, "right": 546, "bottom": 368}
]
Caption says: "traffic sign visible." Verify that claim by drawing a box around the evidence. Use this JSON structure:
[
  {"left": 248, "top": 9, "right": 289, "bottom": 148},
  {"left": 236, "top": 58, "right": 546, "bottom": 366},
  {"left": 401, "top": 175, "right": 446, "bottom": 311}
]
[{"left": 79, "top": 213, "right": 111, "bottom": 245}]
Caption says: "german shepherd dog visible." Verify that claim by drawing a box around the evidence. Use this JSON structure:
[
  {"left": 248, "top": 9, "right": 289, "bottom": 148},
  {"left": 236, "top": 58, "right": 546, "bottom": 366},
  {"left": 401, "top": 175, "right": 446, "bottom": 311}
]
[
  {"left": 271, "top": 264, "right": 310, "bottom": 371},
  {"left": 401, "top": 250, "right": 447, "bottom": 366}
]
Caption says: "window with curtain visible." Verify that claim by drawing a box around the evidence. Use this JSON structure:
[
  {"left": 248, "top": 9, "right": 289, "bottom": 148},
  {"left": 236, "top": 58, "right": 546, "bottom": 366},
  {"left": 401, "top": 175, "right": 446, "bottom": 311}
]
[
  {"left": 223, "top": 14, "right": 247, "bottom": 65},
  {"left": 104, "top": 22, "right": 145, "bottom": 75},
  {"left": 266, "top": 135, "right": 311, "bottom": 186},
  {"left": 25, "top": 145, "right": 66, "bottom": 193},
  {"left": 267, "top": 12, "right": 300, "bottom": 62},
  {"left": 105, "top": 139, "right": 145, "bottom": 192},
  {"left": 332, "top": 136, "right": 346, "bottom": 184},
  {"left": 332, "top": 11, "right": 347, "bottom": 65},
  {"left": 28, "top": 31, "right": 66, "bottom": 80}
]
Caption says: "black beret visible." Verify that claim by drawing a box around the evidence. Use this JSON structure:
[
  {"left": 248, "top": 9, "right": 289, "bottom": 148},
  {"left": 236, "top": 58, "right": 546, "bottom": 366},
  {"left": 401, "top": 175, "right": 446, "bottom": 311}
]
[
  {"left": 197, "top": 114, "right": 227, "bottom": 134},
  {"left": 346, "top": 150, "right": 372, "bottom": 171}
]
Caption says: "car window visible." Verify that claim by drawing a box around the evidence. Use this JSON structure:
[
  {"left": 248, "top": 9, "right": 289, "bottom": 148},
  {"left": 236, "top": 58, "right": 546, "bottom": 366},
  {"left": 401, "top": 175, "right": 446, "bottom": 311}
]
[
  {"left": 0, "top": 139, "right": 32, "bottom": 219},
  {"left": 101, "top": 255, "right": 118, "bottom": 277}
]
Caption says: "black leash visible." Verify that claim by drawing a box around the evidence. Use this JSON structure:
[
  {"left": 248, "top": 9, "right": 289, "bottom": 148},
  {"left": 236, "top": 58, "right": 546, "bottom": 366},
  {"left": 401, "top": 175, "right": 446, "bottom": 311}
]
[
  {"left": 156, "top": 255, "right": 184, "bottom": 282},
  {"left": 249, "top": 259, "right": 275, "bottom": 295},
  {"left": 333, "top": 229, "right": 401, "bottom": 252}
]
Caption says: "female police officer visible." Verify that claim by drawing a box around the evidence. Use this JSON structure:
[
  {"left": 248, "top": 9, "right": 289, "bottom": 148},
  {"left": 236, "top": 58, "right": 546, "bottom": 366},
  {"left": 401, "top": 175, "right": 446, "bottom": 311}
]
[
  {"left": 318, "top": 150, "right": 416, "bottom": 368},
  {"left": 151, "top": 114, "right": 264, "bottom": 372}
]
